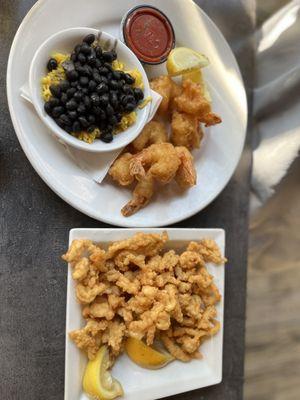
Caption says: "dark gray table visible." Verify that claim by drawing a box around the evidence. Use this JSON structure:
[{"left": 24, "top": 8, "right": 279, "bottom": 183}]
[{"left": 0, "top": 1, "right": 254, "bottom": 399}]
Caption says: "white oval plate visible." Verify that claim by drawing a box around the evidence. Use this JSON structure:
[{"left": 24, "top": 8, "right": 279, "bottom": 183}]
[{"left": 7, "top": 0, "right": 247, "bottom": 228}]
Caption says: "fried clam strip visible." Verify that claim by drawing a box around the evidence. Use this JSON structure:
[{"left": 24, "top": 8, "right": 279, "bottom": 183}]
[
  {"left": 187, "top": 238, "right": 227, "bottom": 265},
  {"left": 62, "top": 233, "right": 225, "bottom": 363},
  {"left": 106, "top": 232, "right": 168, "bottom": 260}
]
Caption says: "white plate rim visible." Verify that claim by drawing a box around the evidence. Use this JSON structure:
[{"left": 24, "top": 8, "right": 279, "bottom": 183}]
[
  {"left": 7, "top": 0, "right": 248, "bottom": 227},
  {"left": 65, "top": 227, "right": 225, "bottom": 400}
]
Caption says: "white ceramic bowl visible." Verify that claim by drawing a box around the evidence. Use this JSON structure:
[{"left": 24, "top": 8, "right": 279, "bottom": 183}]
[{"left": 29, "top": 27, "right": 151, "bottom": 152}]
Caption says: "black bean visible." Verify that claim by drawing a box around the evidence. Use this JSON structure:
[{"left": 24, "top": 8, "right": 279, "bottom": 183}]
[
  {"left": 106, "top": 104, "right": 114, "bottom": 116},
  {"left": 99, "top": 94, "right": 109, "bottom": 107},
  {"left": 81, "top": 43, "right": 92, "bottom": 55},
  {"left": 66, "top": 100, "right": 77, "bottom": 111},
  {"left": 107, "top": 72, "right": 113, "bottom": 80},
  {"left": 75, "top": 65, "right": 86, "bottom": 75},
  {"left": 97, "top": 76, "right": 107, "bottom": 85},
  {"left": 77, "top": 104, "right": 86, "bottom": 115},
  {"left": 44, "top": 102, "right": 52, "bottom": 115},
  {"left": 100, "top": 132, "right": 113, "bottom": 143},
  {"left": 72, "top": 121, "right": 81, "bottom": 132},
  {"left": 50, "top": 84, "right": 61, "bottom": 98},
  {"left": 125, "top": 102, "right": 136, "bottom": 112},
  {"left": 134, "top": 88, "right": 144, "bottom": 101},
  {"left": 115, "top": 112, "right": 122, "bottom": 122},
  {"left": 66, "top": 88, "right": 76, "bottom": 99},
  {"left": 75, "top": 44, "right": 82, "bottom": 54},
  {"left": 73, "top": 91, "right": 83, "bottom": 101},
  {"left": 68, "top": 110, "right": 77, "bottom": 120},
  {"left": 87, "top": 125, "right": 96, "bottom": 133},
  {"left": 96, "top": 83, "right": 108, "bottom": 94},
  {"left": 102, "top": 51, "right": 114, "bottom": 63},
  {"left": 95, "top": 47, "right": 102, "bottom": 59},
  {"left": 71, "top": 53, "right": 77, "bottom": 62},
  {"left": 93, "top": 72, "right": 101, "bottom": 83},
  {"left": 109, "top": 80, "right": 118, "bottom": 90},
  {"left": 70, "top": 81, "right": 78, "bottom": 88},
  {"left": 124, "top": 73, "right": 135, "bottom": 85},
  {"left": 83, "top": 34, "right": 95, "bottom": 45},
  {"left": 88, "top": 80, "right": 97, "bottom": 92},
  {"left": 92, "top": 106, "right": 101, "bottom": 116},
  {"left": 95, "top": 59, "right": 102, "bottom": 68},
  {"left": 66, "top": 70, "right": 79, "bottom": 81},
  {"left": 59, "top": 114, "right": 71, "bottom": 126},
  {"left": 60, "top": 93, "right": 68, "bottom": 104},
  {"left": 77, "top": 53, "right": 86, "bottom": 64},
  {"left": 55, "top": 118, "right": 64, "bottom": 128},
  {"left": 103, "top": 62, "right": 113, "bottom": 71},
  {"left": 87, "top": 54, "right": 97, "bottom": 67},
  {"left": 122, "top": 84, "right": 132, "bottom": 94},
  {"left": 109, "top": 115, "right": 118, "bottom": 126},
  {"left": 82, "top": 88, "right": 89, "bottom": 94},
  {"left": 47, "top": 58, "right": 58, "bottom": 71},
  {"left": 79, "top": 76, "right": 89, "bottom": 87},
  {"left": 111, "top": 71, "right": 119, "bottom": 81},
  {"left": 90, "top": 93, "right": 100, "bottom": 106},
  {"left": 83, "top": 96, "right": 91, "bottom": 108},
  {"left": 116, "top": 80, "right": 124, "bottom": 90},
  {"left": 59, "top": 80, "right": 69, "bottom": 92},
  {"left": 52, "top": 106, "right": 64, "bottom": 118},
  {"left": 110, "top": 92, "right": 119, "bottom": 109},
  {"left": 98, "top": 66, "right": 109, "bottom": 75},
  {"left": 86, "top": 65, "right": 93, "bottom": 76},
  {"left": 78, "top": 116, "right": 89, "bottom": 128},
  {"left": 88, "top": 114, "right": 96, "bottom": 124},
  {"left": 98, "top": 120, "right": 107, "bottom": 130},
  {"left": 48, "top": 98, "right": 60, "bottom": 108},
  {"left": 122, "top": 95, "right": 135, "bottom": 105}
]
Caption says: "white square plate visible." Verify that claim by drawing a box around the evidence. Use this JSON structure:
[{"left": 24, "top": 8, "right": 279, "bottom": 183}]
[{"left": 65, "top": 228, "right": 225, "bottom": 400}]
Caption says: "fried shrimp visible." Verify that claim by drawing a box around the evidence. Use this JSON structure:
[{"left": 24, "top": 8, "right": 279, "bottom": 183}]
[
  {"left": 171, "top": 111, "right": 203, "bottom": 150},
  {"left": 175, "top": 146, "right": 197, "bottom": 189},
  {"left": 174, "top": 79, "right": 222, "bottom": 126},
  {"left": 109, "top": 152, "right": 134, "bottom": 186},
  {"left": 131, "top": 121, "right": 168, "bottom": 152},
  {"left": 174, "top": 79, "right": 211, "bottom": 117},
  {"left": 130, "top": 143, "right": 181, "bottom": 184},
  {"left": 150, "top": 76, "right": 173, "bottom": 115},
  {"left": 121, "top": 173, "right": 155, "bottom": 217}
]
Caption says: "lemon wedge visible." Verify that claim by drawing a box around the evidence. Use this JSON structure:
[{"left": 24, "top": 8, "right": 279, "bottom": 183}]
[
  {"left": 125, "top": 337, "right": 174, "bottom": 369},
  {"left": 182, "top": 69, "right": 212, "bottom": 102},
  {"left": 83, "top": 346, "right": 123, "bottom": 400},
  {"left": 166, "top": 47, "right": 210, "bottom": 76}
]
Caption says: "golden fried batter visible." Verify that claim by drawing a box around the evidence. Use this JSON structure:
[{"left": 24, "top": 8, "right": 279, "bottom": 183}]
[
  {"left": 174, "top": 79, "right": 222, "bottom": 127},
  {"left": 131, "top": 121, "right": 168, "bottom": 152},
  {"left": 175, "top": 146, "right": 197, "bottom": 189},
  {"left": 130, "top": 143, "right": 181, "bottom": 184},
  {"left": 171, "top": 111, "right": 203, "bottom": 150},
  {"left": 150, "top": 75, "right": 173, "bottom": 115},
  {"left": 63, "top": 232, "right": 225, "bottom": 362},
  {"left": 108, "top": 152, "right": 134, "bottom": 186}
]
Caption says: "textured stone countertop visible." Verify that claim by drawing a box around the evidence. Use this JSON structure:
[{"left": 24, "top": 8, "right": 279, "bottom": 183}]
[{"left": 0, "top": 1, "right": 254, "bottom": 399}]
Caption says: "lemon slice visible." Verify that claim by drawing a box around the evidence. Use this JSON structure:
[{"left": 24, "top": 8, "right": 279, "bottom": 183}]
[
  {"left": 83, "top": 346, "right": 123, "bottom": 400},
  {"left": 182, "top": 69, "right": 212, "bottom": 102},
  {"left": 167, "top": 47, "right": 210, "bottom": 76},
  {"left": 125, "top": 337, "right": 174, "bottom": 369}
]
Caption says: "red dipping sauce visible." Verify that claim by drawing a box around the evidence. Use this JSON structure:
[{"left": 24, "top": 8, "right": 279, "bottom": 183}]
[{"left": 122, "top": 5, "right": 175, "bottom": 64}]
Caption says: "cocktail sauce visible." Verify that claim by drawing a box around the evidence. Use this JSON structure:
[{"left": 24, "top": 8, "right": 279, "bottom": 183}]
[{"left": 122, "top": 5, "right": 175, "bottom": 64}]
